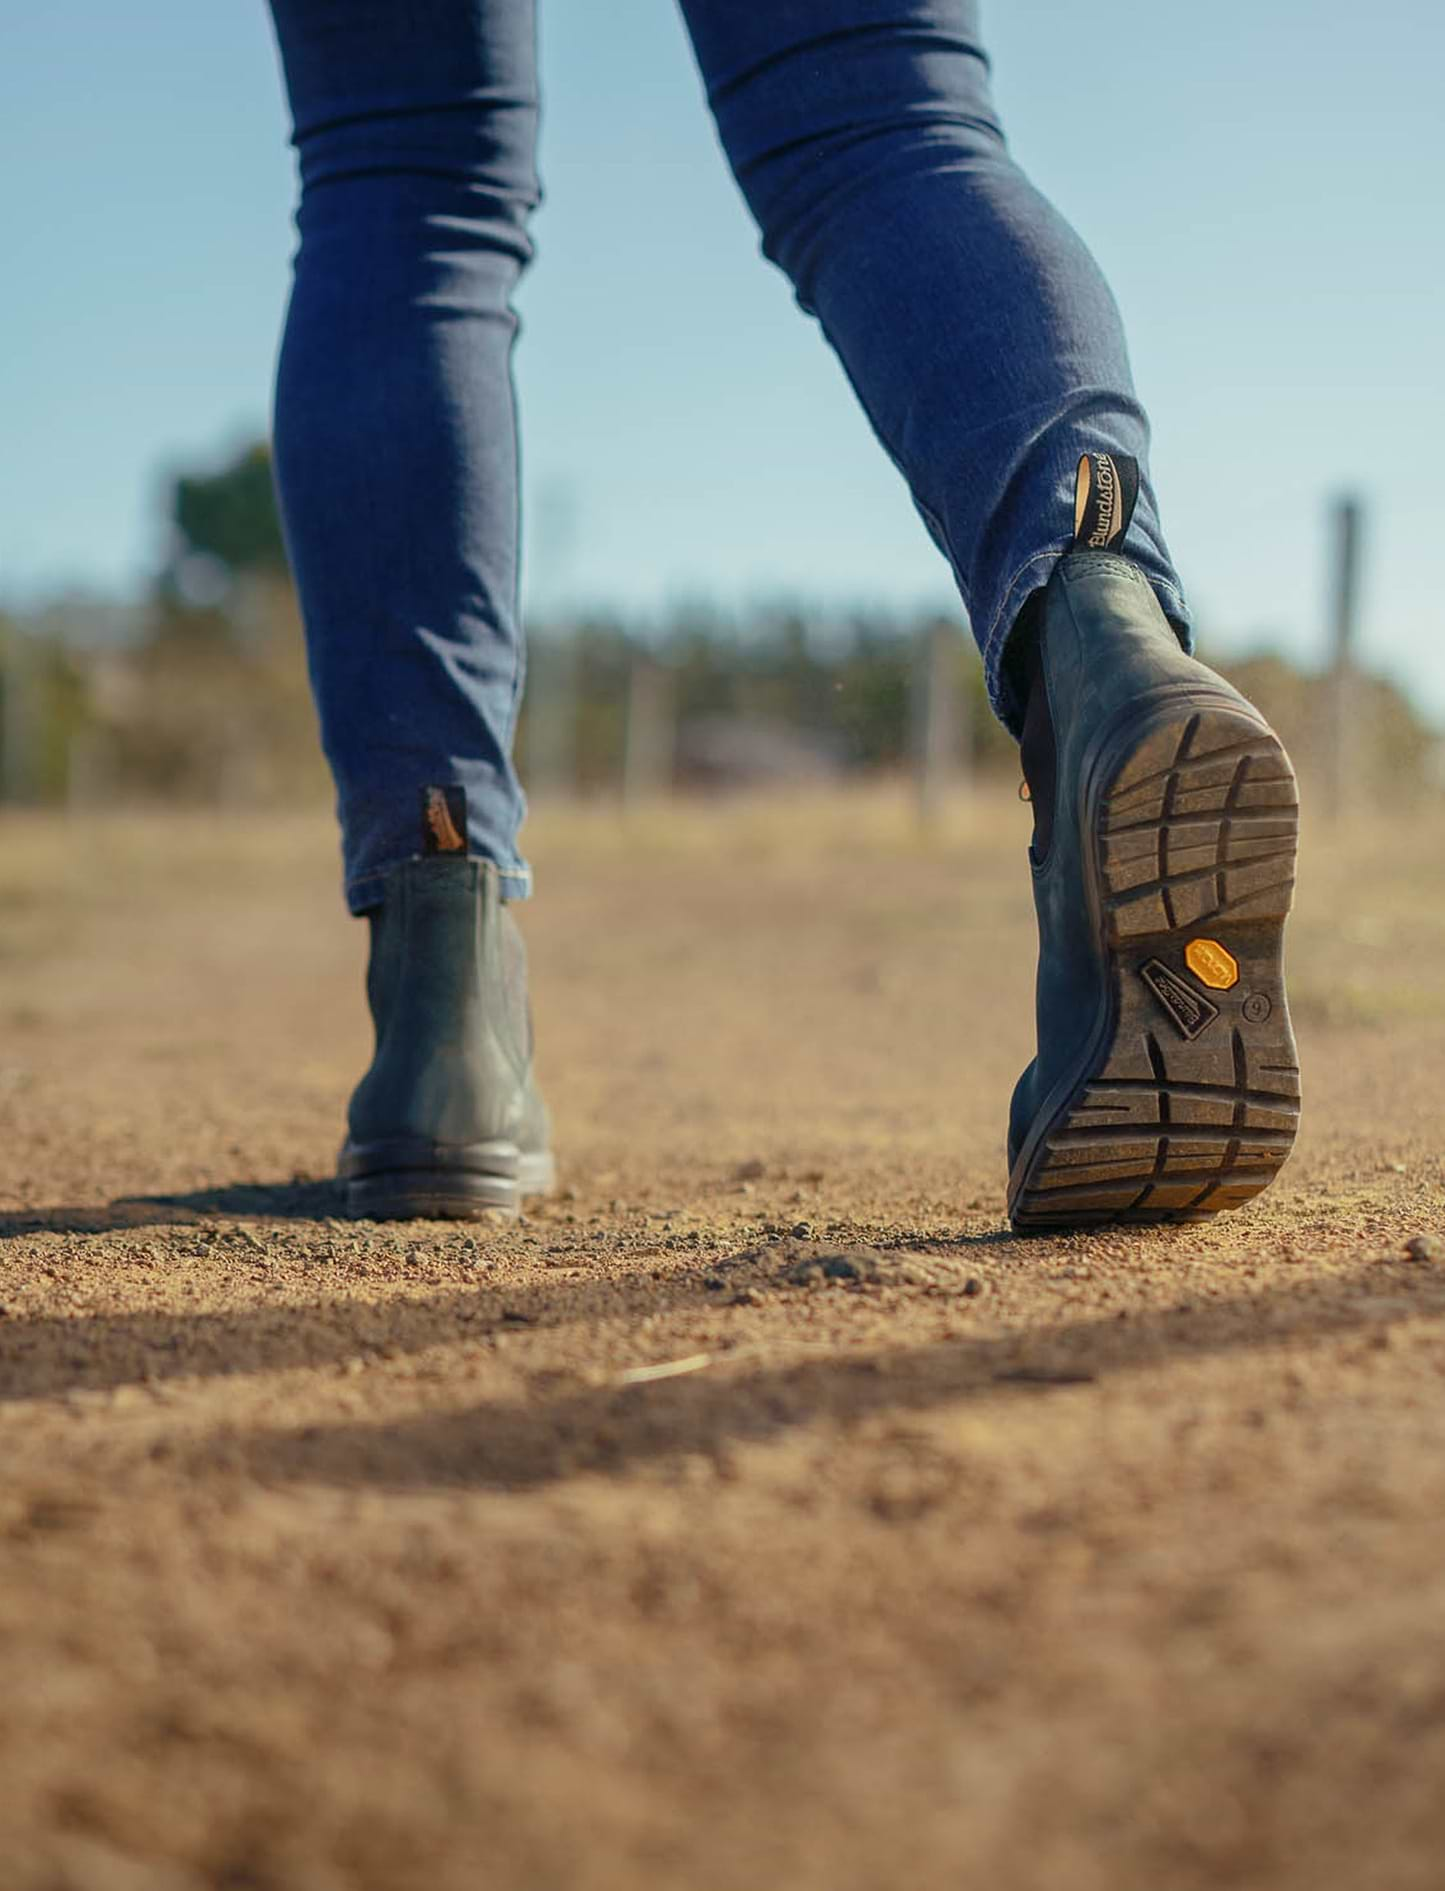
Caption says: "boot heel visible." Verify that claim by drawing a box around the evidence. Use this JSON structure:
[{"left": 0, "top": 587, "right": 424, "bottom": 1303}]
[
  {"left": 341, "top": 1136, "right": 533, "bottom": 1221},
  {"left": 344, "top": 1174, "right": 516, "bottom": 1221}
]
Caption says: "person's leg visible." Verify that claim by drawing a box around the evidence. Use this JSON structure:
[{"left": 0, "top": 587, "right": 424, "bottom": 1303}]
[
  {"left": 676, "top": 0, "right": 1187, "bottom": 730},
  {"left": 267, "top": 0, "right": 538, "bottom": 911},
  {"left": 678, "top": 0, "right": 1300, "bottom": 1229},
  {"left": 266, "top": 0, "right": 553, "bottom": 1218}
]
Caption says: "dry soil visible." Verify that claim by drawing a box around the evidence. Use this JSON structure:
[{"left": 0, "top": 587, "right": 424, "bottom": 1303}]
[{"left": 1, "top": 789, "right": 1442, "bottom": 1891}]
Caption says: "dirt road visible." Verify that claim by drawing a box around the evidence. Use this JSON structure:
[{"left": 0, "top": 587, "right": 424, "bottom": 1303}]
[{"left": 2, "top": 789, "right": 1442, "bottom": 1890}]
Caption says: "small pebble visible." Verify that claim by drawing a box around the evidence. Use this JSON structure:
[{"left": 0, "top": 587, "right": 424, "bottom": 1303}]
[
  {"left": 963, "top": 1278, "right": 984, "bottom": 1298},
  {"left": 792, "top": 1221, "right": 813, "bottom": 1239},
  {"left": 1404, "top": 1235, "right": 1441, "bottom": 1263}
]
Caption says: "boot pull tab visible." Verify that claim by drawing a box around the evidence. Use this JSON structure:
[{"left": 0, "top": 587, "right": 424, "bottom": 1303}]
[
  {"left": 421, "top": 785, "right": 468, "bottom": 856},
  {"left": 1072, "top": 452, "right": 1140, "bottom": 552}
]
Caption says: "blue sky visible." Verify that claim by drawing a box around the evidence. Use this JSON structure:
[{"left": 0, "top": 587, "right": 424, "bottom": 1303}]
[{"left": 2, "top": 1, "right": 1441, "bottom": 710}]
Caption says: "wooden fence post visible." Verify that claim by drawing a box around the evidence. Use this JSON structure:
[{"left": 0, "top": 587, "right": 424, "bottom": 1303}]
[{"left": 1325, "top": 494, "right": 1364, "bottom": 820}]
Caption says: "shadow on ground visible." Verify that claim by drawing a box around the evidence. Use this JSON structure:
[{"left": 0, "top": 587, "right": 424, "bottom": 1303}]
[
  {"left": 0, "top": 1178, "right": 342, "bottom": 1238},
  {"left": 2, "top": 1221, "right": 1029, "bottom": 1403},
  {"left": 219, "top": 1264, "right": 1445, "bottom": 1494},
  {"left": 2, "top": 1248, "right": 1438, "bottom": 1491}
]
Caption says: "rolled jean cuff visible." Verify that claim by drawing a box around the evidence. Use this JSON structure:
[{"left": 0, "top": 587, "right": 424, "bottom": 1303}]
[
  {"left": 346, "top": 855, "right": 533, "bottom": 916},
  {"left": 981, "top": 544, "right": 1193, "bottom": 737}
]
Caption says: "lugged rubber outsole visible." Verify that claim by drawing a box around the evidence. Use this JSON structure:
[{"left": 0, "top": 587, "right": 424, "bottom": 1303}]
[
  {"left": 341, "top": 1145, "right": 557, "bottom": 1222},
  {"left": 1008, "top": 700, "right": 1300, "bottom": 1232}
]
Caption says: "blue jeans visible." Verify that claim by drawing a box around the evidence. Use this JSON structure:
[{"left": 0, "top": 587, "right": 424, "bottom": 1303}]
[{"left": 267, "top": 0, "right": 1190, "bottom": 912}]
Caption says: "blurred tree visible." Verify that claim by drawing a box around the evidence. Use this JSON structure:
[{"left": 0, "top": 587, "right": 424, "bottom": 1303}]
[
  {"left": 73, "top": 436, "right": 328, "bottom": 805},
  {"left": 163, "top": 440, "right": 288, "bottom": 599}
]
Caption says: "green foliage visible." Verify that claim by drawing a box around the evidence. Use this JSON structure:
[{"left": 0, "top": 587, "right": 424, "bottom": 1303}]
[{"left": 168, "top": 441, "right": 288, "bottom": 584}]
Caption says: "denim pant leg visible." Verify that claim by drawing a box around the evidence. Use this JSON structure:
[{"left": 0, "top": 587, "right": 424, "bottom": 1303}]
[
  {"left": 677, "top": 0, "right": 1191, "bottom": 730},
  {"left": 267, "top": 0, "right": 538, "bottom": 912}
]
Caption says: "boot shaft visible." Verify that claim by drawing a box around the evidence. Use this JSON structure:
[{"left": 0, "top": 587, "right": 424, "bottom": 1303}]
[{"left": 349, "top": 856, "right": 536, "bottom": 1149}]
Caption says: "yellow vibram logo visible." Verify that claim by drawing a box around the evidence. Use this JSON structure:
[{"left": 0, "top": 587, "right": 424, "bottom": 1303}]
[
  {"left": 424, "top": 788, "right": 465, "bottom": 853},
  {"left": 1186, "top": 938, "right": 1240, "bottom": 991}
]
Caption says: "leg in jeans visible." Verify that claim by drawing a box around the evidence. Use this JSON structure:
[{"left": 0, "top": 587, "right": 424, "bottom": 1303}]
[
  {"left": 266, "top": 0, "right": 552, "bottom": 1219},
  {"left": 266, "top": 0, "right": 538, "bottom": 913},
  {"left": 678, "top": 0, "right": 1299, "bottom": 1230},
  {"left": 676, "top": 0, "right": 1189, "bottom": 727}
]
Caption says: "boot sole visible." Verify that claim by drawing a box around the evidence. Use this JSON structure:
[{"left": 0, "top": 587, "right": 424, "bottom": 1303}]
[
  {"left": 1008, "top": 696, "right": 1301, "bottom": 1232},
  {"left": 340, "top": 1140, "right": 557, "bottom": 1222}
]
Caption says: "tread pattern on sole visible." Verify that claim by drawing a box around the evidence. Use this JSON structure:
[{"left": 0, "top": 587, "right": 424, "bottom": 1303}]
[
  {"left": 1100, "top": 712, "right": 1298, "bottom": 938},
  {"left": 1012, "top": 706, "right": 1300, "bottom": 1231}
]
